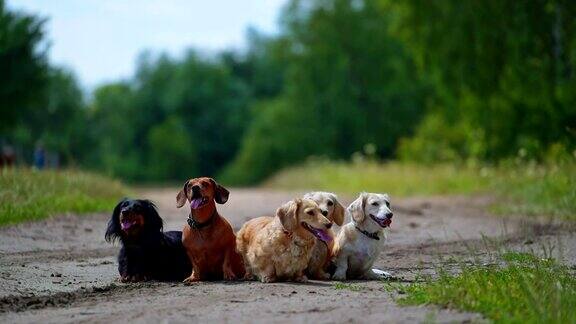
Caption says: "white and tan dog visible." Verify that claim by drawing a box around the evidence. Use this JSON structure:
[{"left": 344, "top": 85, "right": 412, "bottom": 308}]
[
  {"left": 332, "top": 192, "right": 393, "bottom": 280},
  {"left": 302, "top": 192, "right": 345, "bottom": 279}
]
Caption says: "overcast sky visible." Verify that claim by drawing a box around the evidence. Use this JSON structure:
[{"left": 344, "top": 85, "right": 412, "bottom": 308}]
[{"left": 8, "top": 0, "right": 286, "bottom": 89}]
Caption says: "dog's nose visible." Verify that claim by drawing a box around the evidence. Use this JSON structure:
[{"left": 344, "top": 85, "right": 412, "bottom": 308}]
[
  {"left": 321, "top": 210, "right": 328, "bottom": 217},
  {"left": 192, "top": 185, "right": 200, "bottom": 192},
  {"left": 386, "top": 212, "right": 393, "bottom": 219},
  {"left": 325, "top": 223, "right": 332, "bottom": 229}
]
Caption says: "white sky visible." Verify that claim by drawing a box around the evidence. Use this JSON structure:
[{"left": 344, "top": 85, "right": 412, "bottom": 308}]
[{"left": 8, "top": 0, "right": 286, "bottom": 89}]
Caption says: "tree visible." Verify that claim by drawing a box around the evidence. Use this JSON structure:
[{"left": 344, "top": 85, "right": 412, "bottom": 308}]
[
  {"left": 87, "top": 82, "right": 140, "bottom": 177},
  {"left": 147, "top": 117, "right": 198, "bottom": 179},
  {"left": 0, "top": 0, "right": 48, "bottom": 132},
  {"left": 393, "top": 0, "right": 576, "bottom": 161},
  {"left": 223, "top": 0, "right": 425, "bottom": 183}
]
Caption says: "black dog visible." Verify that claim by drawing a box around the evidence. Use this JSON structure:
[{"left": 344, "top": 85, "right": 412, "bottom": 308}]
[{"left": 105, "top": 199, "right": 191, "bottom": 282}]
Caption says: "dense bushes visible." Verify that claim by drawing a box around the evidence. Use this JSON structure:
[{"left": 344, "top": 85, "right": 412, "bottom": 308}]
[
  {"left": 2, "top": 0, "right": 574, "bottom": 183},
  {"left": 222, "top": 0, "right": 426, "bottom": 183},
  {"left": 394, "top": 0, "right": 576, "bottom": 162}
]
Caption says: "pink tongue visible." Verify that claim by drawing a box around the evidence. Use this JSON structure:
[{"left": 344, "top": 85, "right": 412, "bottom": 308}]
[
  {"left": 121, "top": 221, "right": 134, "bottom": 230},
  {"left": 190, "top": 198, "right": 204, "bottom": 209},
  {"left": 383, "top": 219, "right": 392, "bottom": 227},
  {"left": 315, "top": 229, "right": 332, "bottom": 243}
]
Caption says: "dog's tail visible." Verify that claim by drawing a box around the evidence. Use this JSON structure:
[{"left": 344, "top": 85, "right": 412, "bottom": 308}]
[{"left": 235, "top": 227, "right": 249, "bottom": 256}]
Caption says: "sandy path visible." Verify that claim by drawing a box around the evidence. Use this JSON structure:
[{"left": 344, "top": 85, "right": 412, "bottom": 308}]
[{"left": 0, "top": 188, "right": 569, "bottom": 323}]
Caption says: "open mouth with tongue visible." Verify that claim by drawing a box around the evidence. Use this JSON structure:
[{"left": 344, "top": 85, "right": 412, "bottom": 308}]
[
  {"left": 301, "top": 222, "right": 332, "bottom": 242},
  {"left": 119, "top": 212, "right": 144, "bottom": 233},
  {"left": 190, "top": 196, "right": 209, "bottom": 209},
  {"left": 370, "top": 214, "right": 392, "bottom": 228},
  {"left": 121, "top": 219, "right": 136, "bottom": 230}
]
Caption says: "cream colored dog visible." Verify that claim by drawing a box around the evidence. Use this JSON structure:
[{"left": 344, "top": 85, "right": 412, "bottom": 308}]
[
  {"left": 302, "top": 192, "right": 345, "bottom": 279},
  {"left": 332, "top": 192, "right": 393, "bottom": 280},
  {"left": 236, "top": 198, "right": 332, "bottom": 283}
]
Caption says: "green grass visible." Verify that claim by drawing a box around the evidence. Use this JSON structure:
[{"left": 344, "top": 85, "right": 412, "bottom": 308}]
[
  {"left": 489, "top": 163, "right": 576, "bottom": 219},
  {"left": 264, "top": 160, "right": 576, "bottom": 220},
  {"left": 396, "top": 252, "right": 576, "bottom": 323},
  {"left": 265, "top": 161, "right": 490, "bottom": 196},
  {"left": 333, "top": 282, "right": 363, "bottom": 291},
  {"left": 0, "top": 168, "right": 129, "bottom": 226}
]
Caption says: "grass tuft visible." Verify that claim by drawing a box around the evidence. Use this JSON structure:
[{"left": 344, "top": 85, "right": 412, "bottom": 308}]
[
  {"left": 397, "top": 253, "right": 576, "bottom": 323},
  {"left": 489, "top": 163, "right": 576, "bottom": 219},
  {"left": 0, "top": 168, "right": 129, "bottom": 226},
  {"left": 333, "top": 282, "right": 363, "bottom": 291}
]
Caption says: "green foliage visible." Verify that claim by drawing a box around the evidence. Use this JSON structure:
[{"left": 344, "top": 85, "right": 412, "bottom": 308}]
[
  {"left": 225, "top": 0, "right": 575, "bottom": 183},
  {"left": 27, "top": 51, "right": 251, "bottom": 181},
  {"left": 1, "top": 0, "right": 575, "bottom": 185},
  {"left": 0, "top": 168, "right": 128, "bottom": 226},
  {"left": 32, "top": 68, "right": 86, "bottom": 163},
  {"left": 0, "top": 1, "right": 84, "bottom": 163},
  {"left": 0, "top": 0, "right": 48, "bottom": 132},
  {"left": 221, "top": 98, "right": 324, "bottom": 184},
  {"left": 398, "top": 254, "right": 576, "bottom": 323},
  {"left": 147, "top": 117, "right": 197, "bottom": 179},
  {"left": 333, "top": 282, "right": 363, "bottom": 292},
  {"left": 7, "top": 67, "right": 86, "bottom": 166},
  {"left": 392, "top": 0, "right": 576, "bottom": 162},
  {"left": 397, "top": 115, "right": 487, "bottom": 163},
  {"left": 83, "top": 52, "right": 258, "bottom": 181},
  {"left": 85, "top": 83, "right": 139, "bottom": 177},
  {"left": 223, "top": 0, "right": 425, "bottom": 184},
  {"left": 490, "top": 160, "right": 576, "bottom": 219}
]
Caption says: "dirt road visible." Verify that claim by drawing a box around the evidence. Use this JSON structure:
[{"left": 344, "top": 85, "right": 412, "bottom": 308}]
[{"left": 1, "top": 188, "right": 573, "bottom": 323}]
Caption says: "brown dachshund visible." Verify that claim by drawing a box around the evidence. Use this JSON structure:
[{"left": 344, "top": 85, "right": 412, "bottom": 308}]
[{"left": 176, "top": 177, "right": 245, "bottom": 283}]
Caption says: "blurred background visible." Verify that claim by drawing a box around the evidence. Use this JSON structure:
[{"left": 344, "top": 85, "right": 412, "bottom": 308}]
[
  {"left": 1, "top": 2, "right": 575, "bottom": 321},
  {"left": 1, "top": 0, "right": 575, "bottom": 185}
]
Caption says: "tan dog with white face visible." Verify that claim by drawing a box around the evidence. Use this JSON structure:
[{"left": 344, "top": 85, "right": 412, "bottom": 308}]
[
  {"left": 236, "top": 198, "right": 332, "bottom": 283},
  {"left": 332, "top": 192, "right": 393, "bottom": 280},
  {"left": 302, "top": 192, "right": 345, "bottom": 279}
]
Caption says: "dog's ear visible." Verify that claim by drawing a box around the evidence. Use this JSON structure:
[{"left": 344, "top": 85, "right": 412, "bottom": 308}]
[
  {"left": 105, "top": 198, "right": 126, "bottom": 243},
  {"left": 348, "top": 193, "right": 367, "bottom": 223},
  {"left": 176, "top": 180, "right": 189, "bottom": 208},
  {"left": 331, "top": 194, "right": 345, "bottom": 226},
  {"left": 143, "top": 200, "right": 163, "bottom": 232},
  {"left": 276, "top": 199, "right": 300, "bottom": 232},
  {"left": 211, "top": 179, "right": 230, "bottom": 204}
]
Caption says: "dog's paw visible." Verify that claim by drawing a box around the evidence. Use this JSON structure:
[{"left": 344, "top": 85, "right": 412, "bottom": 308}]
[
  {"left": 120, "top": 275, "right": 135, "bottom": 283},
  {"left": 294, "top": 274, "right": 308, "bottom": 283},
  {"left": 183, "top": 276, "right": 200, "bottom": 285},
  {"left": 332, "top": 273, "right": 346, "bottom": 281},
  {"left": 121, "top": 274, "right": 147, "bottom": 283},
  {"left": 315, "top": 271, "right": 331, "bottom": 280},
  {"left": 223, "top": 269, "right": 237, "bottom": 281},
  {"left": 260, "top": 275, "right": 276, "bottom": 283}
]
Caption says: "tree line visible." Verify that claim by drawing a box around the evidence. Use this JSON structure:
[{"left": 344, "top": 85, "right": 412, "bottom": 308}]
[{"left": 1, "top": 0, "right": 574, "bottom": 183}]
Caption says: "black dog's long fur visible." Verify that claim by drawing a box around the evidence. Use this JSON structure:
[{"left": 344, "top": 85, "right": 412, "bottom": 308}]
[{"left": 105, "top": 198, "right": 191, "bottom": 281}]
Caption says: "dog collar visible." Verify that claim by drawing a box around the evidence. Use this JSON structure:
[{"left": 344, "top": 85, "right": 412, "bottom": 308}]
[
  {"left": 355, "top": 226, "right": 380, "bottom": 240},
  {"left": 188, "top": 210, "right": 216, "bottom": 230}
]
